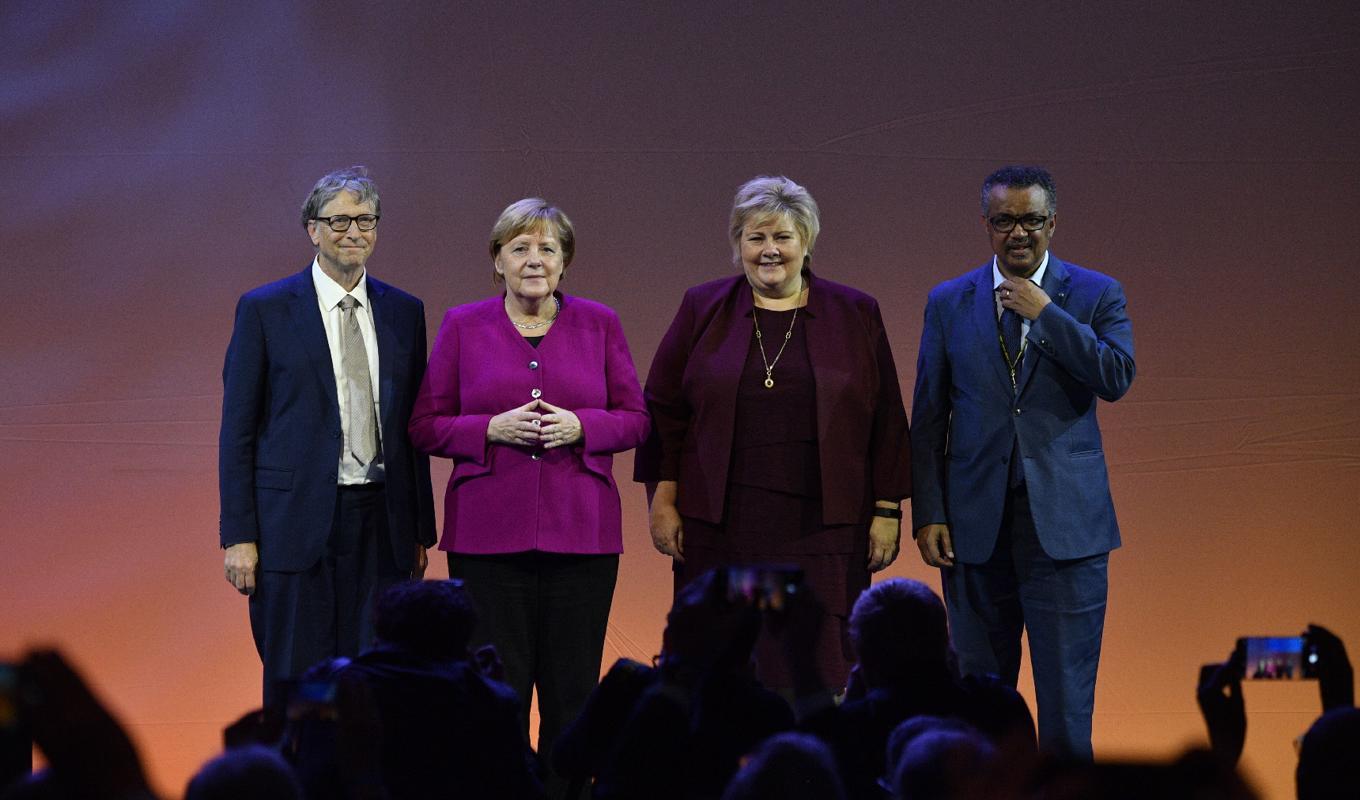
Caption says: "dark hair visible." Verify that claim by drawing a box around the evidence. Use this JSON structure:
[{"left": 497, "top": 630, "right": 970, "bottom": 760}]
[
  {"left": 373, "top": 579, "right": 477, "bottom": 659},
  {"left": 891, "top": 723, "right": 996, "bottom": 800},
  {"left": 185, "top": 745, "right": 302, "bottom": 800},
  {"left": 720, "top": 732, "right": 846, "bottom": 800},
  {"left": 980, "top": 165, "right": 1056, "bottom": 214},
  {"left": 848, "top": 578, "right": 952, "bottom": 686},
  {"left": 1298, "top": 707, "right": 1360, "bottom": 799},
  {"left": 300, "top": 166, "right": 380, "bottom": 229}
]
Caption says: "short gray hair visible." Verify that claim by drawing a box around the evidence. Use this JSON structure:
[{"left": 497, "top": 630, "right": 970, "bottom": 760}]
[
  {"left": 728, "top": 175, "right": 821, "bottom": 262},
  {"left": 300, "top": 166, "right": 381, "bottom": 229}
]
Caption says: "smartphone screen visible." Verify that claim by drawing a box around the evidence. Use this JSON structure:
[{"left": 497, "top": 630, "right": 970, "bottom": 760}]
[
  {"left": 1237, "top": 636, "right": 1319, "bottom": 680},
  {"left": 724, "top": 564, "right": 804, "bottom": 612},
  {"left": 0, "top": 665, "right": 18, "bottom": 730}
]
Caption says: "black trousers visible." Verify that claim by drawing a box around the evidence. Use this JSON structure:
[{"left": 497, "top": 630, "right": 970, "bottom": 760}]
[
  {"left": 250, "top": 484, "right": 405, "bottom": 706},
  {"left": 448, "top": 551, "right": 618, "bottom": 797}
]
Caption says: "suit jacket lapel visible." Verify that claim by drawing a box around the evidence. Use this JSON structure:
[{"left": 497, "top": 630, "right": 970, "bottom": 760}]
[
  {"left": 287, "top": 267, "right": 341, "bottom": 424},
  {"left": 712, "top": 281, "right": 753, "bottom": 412},
  {"left": 367, "top": 278, "right": 395, "bottom": 429},
  {"left": 969, "top": 265, "right": 1013, "bottom": 395},
  {"left": 1016, "top": 256, "right": 1071, "bottom": 394}
]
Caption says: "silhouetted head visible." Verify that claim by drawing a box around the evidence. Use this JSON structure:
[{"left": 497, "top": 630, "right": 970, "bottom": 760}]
[
  {"left": 373, "top": 579, "right": 477, "bottom": 659},
  {"left": 185, "top": 745, "right": 301, "bottom": 800},
  {"left": 720, "top": 732, "right": 845, "bottom": 800},
  {"left": 848, "top": 578, "right": 953, "bottom": 689},
  {"left": 1298, "top": 706, "right": 1360, "bottom": 800},
  {"left": 888, "top": 717, "right": 996, "bottom": 800}
]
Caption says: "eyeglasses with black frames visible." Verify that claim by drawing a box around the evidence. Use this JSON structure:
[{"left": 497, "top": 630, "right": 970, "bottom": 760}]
[
  {"left": 988, "top": 214, "right": 1050, "bottom": 233},
  {"left": 313, "top": 214, "right": 380, "bottom": 232}
]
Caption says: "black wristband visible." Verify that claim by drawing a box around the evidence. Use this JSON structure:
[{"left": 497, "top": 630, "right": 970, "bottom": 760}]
[{"left": 872, "top": 507, "right": 902, "bottom": 520}]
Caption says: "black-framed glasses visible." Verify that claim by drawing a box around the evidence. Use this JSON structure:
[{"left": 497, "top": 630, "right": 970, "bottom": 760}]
[
  {"left": 988, "top": 214, "right": 1049, "bottom": 233},
  {"left": 313, "top": 214, "right": 379, "bottom": 232}
]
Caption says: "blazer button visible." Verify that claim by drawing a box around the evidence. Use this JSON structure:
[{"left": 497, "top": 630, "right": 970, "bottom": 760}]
[
  {"left": 531, "top": 452, "right": 542, "bottom": 461},
  {"left": 1013, "top": 407, "right": 1022, "bottom": 416},
  {"left": 531, "top": 388, "right": 542, "bottom": 399},
  {"left": 528, "top": 360, "right": 539, "bottom": 370}
]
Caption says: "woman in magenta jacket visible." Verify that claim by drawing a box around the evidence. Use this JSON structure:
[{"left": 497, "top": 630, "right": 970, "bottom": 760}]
[
  {"left": 409, "top": 198, "right": 649, "bottom": 793},
  {"left": 635, "top": 176, "right": 911, "bottom": 693}
]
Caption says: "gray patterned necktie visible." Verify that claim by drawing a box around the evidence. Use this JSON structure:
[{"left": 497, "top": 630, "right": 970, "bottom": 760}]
[{"left": 339, "top": 295, "right": 378, "bottom": 465}]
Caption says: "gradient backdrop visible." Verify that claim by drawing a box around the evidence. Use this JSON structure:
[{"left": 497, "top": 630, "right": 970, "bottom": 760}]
[{"left": 2, "top": 2, "right": 1357, "bottom": 797}]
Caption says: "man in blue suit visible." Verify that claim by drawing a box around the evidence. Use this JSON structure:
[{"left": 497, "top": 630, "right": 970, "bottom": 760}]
[
  {"left": 219, "top": 166, "right": 435, "bottom": 704},
  {"left": 910, "top": 165, "right": 1135, "bottom": 758}
]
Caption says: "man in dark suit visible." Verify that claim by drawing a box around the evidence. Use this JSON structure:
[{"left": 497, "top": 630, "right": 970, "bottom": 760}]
[
  {"left": 910, "top": 165, "right": 1135, "bottom": 758},
  {"left": 219, "top": 166, "right": 435, "bottom": 704}
]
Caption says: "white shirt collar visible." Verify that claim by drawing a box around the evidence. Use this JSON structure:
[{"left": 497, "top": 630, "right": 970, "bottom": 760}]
[
  {"left": 311, "top": 258, "right": 369, "bottom": 310},
  {"left": 992, "top": 251, "right": 1050, "bottom": 289}
]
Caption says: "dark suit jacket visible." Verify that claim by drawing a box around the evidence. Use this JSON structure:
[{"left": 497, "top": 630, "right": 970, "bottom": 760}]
[
  {"left": 635, "top": 272, "right": 910, "bottom": 526},
  {"left": 219, "top": 266, "right": 436, "bottom": 572},
  {"left": 910, "top": 257, "right": 1135, "bottom": 562}
]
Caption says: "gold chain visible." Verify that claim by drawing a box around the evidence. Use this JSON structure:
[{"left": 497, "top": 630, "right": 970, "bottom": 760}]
[{"left": 753, "top": 306, "right": 799, "bottom": 389}]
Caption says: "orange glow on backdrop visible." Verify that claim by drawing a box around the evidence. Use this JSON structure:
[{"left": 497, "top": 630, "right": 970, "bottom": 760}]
[{"left": 2, "top": 3, "right": 1357, "bottom": 798}]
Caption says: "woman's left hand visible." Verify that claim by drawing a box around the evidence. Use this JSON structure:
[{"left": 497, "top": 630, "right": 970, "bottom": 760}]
[
  {"left": 538, "top": 400, "right": 583, "bottom": 449},
  {"left": 867, "top": 515, "right": 901, "bottom": 572}
]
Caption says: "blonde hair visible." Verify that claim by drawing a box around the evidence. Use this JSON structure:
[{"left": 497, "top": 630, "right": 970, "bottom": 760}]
[
  {"left": 728, "top": 175, "right": 821, "bottom": 262},
  {"left": 489, "top": 198, "right": 575, "bottom": 284}
]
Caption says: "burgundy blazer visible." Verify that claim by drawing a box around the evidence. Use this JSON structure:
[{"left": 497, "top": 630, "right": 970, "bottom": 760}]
[
  {"left": 409, "top": 293, "right": 649, "bottom": 554},
  {"left": 634, "top": 272, "right": 910, "bottom": 526}
]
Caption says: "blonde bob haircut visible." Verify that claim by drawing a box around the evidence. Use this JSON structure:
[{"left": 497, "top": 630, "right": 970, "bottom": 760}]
[
  {"left": 728, "top": 175, "right": 821, "bottom": 264},
  {"left": 489, "top": 198, "right": 576, "bottom": 285}
]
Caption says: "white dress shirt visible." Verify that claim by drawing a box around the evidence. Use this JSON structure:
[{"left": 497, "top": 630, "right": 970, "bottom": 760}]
[{"left": 312, "top": 260, "right": 385, "bottom": 485}]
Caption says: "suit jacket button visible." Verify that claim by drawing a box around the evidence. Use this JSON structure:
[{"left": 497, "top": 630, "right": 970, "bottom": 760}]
[
  {"left": 531, "top": 388, "right": 542, "bottom": 399},
  {"left": 1013, "top": 407, "right": 1022, "bottom": 416},
  {"left": 531, "top": 452, "right": 542, "bottom": 461},
  {"left": 528, "top": 360, "right": 539, "bottom": 370}
]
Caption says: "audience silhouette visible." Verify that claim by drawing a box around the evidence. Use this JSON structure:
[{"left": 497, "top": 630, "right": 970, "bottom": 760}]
[{"left": 0, "top": 581, "right": 1353, "bottom": 800}]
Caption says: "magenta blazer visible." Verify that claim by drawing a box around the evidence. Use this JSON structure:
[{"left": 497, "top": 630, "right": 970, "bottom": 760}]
[
  {"left": 634, "top": 272, "right": 911, "bottom": 526},
  {"left": 409, "top": 293, "right": 649, "bottom": 554}
]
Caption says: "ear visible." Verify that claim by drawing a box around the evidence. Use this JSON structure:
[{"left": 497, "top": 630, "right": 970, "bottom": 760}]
[
  {"left": 308, "top": 221, "right": 322, "bottom": 248},
  {"left": 1047, "top": 212, "right": 1057, "bottom": 237}
]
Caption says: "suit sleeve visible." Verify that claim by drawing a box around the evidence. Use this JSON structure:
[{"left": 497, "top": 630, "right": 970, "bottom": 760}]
[
  {"left": 218, "top": 296, "right": 266, "bottom": 547},
  {"left": 408, "top": 309, "right": 495, "bottom": 463},
  {"left": 1027, "top": 278, "right": 1135, "bottom": 402},
  {"left": 866, "top": 299, "right": 912, "bottom": 501},
  {"left": 909, "top": 290, "right": 952, "bottom": 530},
  {"left": 575, "top": 309, "right": 650, "bottom": 457},
  {"left": 408, "top": 302, "right": 437, "bottom": 547},
  {"left": 632, "top": 291, "right": 696, "bottom": 484}
]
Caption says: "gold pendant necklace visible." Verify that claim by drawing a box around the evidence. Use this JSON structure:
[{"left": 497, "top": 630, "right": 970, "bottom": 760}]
[{"left": 753, "top": 305, "right": 799, "bottom": 389}]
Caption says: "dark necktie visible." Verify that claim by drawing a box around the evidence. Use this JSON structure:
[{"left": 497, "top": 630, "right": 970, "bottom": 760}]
[
  {"left": 1000, "top": 308, "right": 1023, "bottom": 379},
  {"left": 1000, "top": 306, "right": 1025, "bottom": 486},
  {"left": 339, "top": 295, "right": 378, "bottom": 465}
]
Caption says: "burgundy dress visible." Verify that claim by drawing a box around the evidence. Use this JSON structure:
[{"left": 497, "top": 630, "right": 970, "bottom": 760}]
[{"left": 676, "top": 306, "right": 868, "bottom": 690}]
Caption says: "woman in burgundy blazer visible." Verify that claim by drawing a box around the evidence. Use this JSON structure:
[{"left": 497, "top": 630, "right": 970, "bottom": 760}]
[
  {"left": 409, "top": 199, "right": 648, "bottom": 795},
  {"left": 635, "top": 176, "right": 911, "bottom": 691}
]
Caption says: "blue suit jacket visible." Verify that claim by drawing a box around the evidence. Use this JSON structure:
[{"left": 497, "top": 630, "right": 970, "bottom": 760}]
[
  {"left": 910, "top": 257, "right": 1135, "bottom": 562},
  {"left": 219, "top": 267, "right": 436, "bottom": 572}
]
